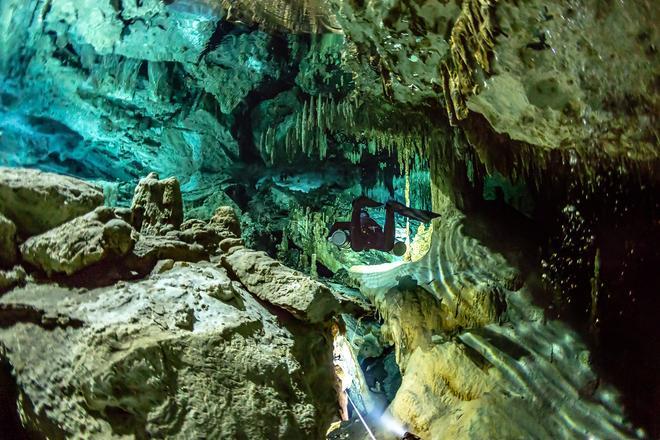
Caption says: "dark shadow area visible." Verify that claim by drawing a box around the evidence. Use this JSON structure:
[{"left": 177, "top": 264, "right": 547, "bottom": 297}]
[{"left": 0, "top": 360, "right": 30, "bottom": 440}]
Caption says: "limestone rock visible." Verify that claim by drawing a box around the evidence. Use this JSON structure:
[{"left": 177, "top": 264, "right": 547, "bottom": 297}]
[
  {"left": 166, "top": 207, "right": 240, "bottom": 256},
  {"left": 150, "top": 259, "right": 175, "bottom": 275},
  {"left": 131, "top": 235, "right": 208, "bottom": 265},
  {"left": 0, "top": 213, "right": 17, "bottom": 267},
  {"left": 0, "top": 263, "right": 337, "bottom": 438},
  {"left": 0, "top": 167, "right": 103, "bottom": 237},
  {"left": 219, "top": 237, "right": 244, "bottom": 253},
  {"left": 346, "top": 212, "right": 639, "bottom": 440},
  {"left": 0, "top": 266, "right": 26, "bottom": 293},
  {"left": 223, "top": 246, "right": 339, "bottom": 323},
  {"left": 111, "top": 207, "right": 133, "bottom": 224},
  {"left": 174, "top": 220, "right": 222, "bottom": 254},
  {"left": 131, "top": 173, "right": 183, "bottom": 235},
  {"left": 209, "top": 206, "right": 241, "bottom": 238},
  {"left": 20, "top": 207, "right": 136, "bottom": 276}
]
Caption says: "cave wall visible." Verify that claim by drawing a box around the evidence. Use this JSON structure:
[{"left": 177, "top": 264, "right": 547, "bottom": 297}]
[
  {"left": 0, "top": 0, "right": 362, "bottom": 214},
  {"left": 0, "top": 0, "right": 658, "bottom": 437}
]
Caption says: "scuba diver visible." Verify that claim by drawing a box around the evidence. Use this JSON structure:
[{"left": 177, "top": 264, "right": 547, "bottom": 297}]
[{"left": 327, "top": 196, "right": 440, "bottom": 256}]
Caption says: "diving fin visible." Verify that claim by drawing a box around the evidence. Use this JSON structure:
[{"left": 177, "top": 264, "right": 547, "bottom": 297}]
[{"left": 387, "top": 200, "right": 440, "bottom": 223}]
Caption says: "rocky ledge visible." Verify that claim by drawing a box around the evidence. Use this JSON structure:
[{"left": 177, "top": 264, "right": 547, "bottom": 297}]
[{"left": 0, "top": 168, "right": 342, "bottom": 439}]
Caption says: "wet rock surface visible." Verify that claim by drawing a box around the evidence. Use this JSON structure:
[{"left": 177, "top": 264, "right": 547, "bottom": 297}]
[
  {"left": 0, "top": 170, "right": 343, "bottom": 438},
  {"left": 20, "top": 207, "right": 136, "bottom": 276},
  {"left": 0, "top": 167, "right": 103, "bottom": 237},
  {"left": 0, "top": 266, "right": 26, "bottom": 293},
  {"left": 0, "top": 263, "right": 337, "bottom": 439},
  {"left": 130, "top": 235, "right": 208, "bottom": 267},
  {"left": 224, "top": 246, "right": 340, "bottom": 323},
  {"left": 0, "top": 213, "right": 17, "bottom": 267},
  {"left": 346, "top": 211, "right": 641, "bottom": 440},
  {"left": 131, "top": 172, "right": 184, "bottom": 235}
]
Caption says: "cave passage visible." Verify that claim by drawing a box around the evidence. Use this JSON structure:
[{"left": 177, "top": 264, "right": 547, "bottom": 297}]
[{"left": 0, "top": 1, "right": 658, "bottom": 439}]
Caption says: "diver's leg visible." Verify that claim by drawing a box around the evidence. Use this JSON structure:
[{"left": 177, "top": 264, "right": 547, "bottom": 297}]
[
  {"left": 350, "top": 203, "right": 366, "bottom": 251},
  {"left": 381, "top": 203, "right": 396, "bottom": 251},
  {"left": 386, "top": 200, "right": 440, "bottom": 223}
]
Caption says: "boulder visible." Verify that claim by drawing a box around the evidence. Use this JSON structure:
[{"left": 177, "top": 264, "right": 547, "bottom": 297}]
[
  {"left": 219, "top": 237, "right": 244, "bottom": 253},
  {"left": 20, "top": 207, "right": 136, "bottom": 276},
  {"left": 0, "top": 167, "right": 104, "bottom": 237},
  {"left": 0, "top": 266, "right": 26, "bottom": 293},
  {"left": 130, "top": 173, "right": 184, "bottom": 235},
  {"left": 0, "top": 213, "right": 17, "bottom": 267},
  {"left": 0, "top": 263, "right": 337, "bottom": 438},
  {"left": 131, "top": 235, "right": 208, "bottom": 265},
  {"left": 223, "top": 246, "right": 339, "bottom": 323},
  {"left": 150, "top": 259, "right": 175, "bottom": 275}
]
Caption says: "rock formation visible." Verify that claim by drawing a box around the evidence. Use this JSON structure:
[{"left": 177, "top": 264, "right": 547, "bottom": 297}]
[
  {"left": 0, "top": 0, "right": 657, "bottom": 438},
  {"left": 0, "top": 265, "right": 25, "bottom": 293},
  {"left": 131, "top": 173, "right": 184, "bottom": 235},
  {"left": 0, "top": 262, "right": 337, "bottom": 439},
  {"left": 0, "top": 213, "right": 17, "bottom": 267},
  {"left": 0, "top": 167, "right": 104, "bottom": 237},
  {"left": 346, "top": 207, "right": 640, "bottom": 440},
  {"left": 20, "top": 207, "right": 136, "bottom": 276},
  {"left": 0, "top": 171, "right": 343, "bottom": 438},
  {"left": 223, "top": 246, "right": 340, "bottom": 323}
]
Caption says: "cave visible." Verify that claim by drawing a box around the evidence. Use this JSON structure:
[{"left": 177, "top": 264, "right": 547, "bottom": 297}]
[{"left": 0, "top": 0, "right": 658, "bottom": 439}]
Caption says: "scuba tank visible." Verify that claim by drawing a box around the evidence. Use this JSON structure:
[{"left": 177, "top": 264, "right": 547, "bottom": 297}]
[
  {"left": 392, "top": 241, "right": 407, "bottom": 257},
  {"left": 328, "top": 229, "right": 350, "bottom": 248},
  {"left": 330, "top": 229, "right": 408, "bottom": 257}
]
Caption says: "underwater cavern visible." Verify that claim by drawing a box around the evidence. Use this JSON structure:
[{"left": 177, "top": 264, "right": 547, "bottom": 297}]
[{"left": 0, "top": 0, "right": 658, "bottom": 438}]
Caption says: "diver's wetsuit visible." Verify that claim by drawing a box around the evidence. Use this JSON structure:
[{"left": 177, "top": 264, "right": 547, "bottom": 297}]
[
  {"left": 329, "top": 196, "right": 438, "bottom": 252},
  {"left": 350, "top": 199, "right": 395, "bottom": 252},
  {"left": 328, "top": 197, "right": 393, "bottom": 251}
]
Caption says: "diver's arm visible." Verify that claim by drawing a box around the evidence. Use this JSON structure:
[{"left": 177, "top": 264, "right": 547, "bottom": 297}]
[
  {"left": 352, "top": 196, "right": 382, "bottom": 209},
  {"left": 380, "top": 203, "right": 395, "bottom": 251}
]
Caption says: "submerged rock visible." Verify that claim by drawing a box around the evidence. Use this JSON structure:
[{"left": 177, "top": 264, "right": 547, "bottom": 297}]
[
  {"left": 0, "top": 262, "right": 337, "bottom": 438},
  {"left": 0, "top": 213, "right": 17, "bottom": 267},
  {"left": 131, "top": 173, "right": 184, "bottom": 235},
  {"left": 171, "top": 205, "right": 241, "bottom": 254},
  {"left": 209, "top": 206, "right": 241, "bottom": 239},
  {"left": 131, "top": 235, "right": 208, "bottom": 267},
  {"left": 0, "top": 266, "right": 26, "bottom": 293},
  {"left": 20, "top": 207, "right": 136, "bottom": 276},
  {"left": 0, "top": 167, "right": 104, "bottom": 237},
  {"left": 223, "top": 246, "right": 340, "bottom": 323},
  {"left": 347, "top": 209, "right": 640, "bottom": 440}
]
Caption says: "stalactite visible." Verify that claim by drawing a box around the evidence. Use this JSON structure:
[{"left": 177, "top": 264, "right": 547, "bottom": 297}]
[
  {"left": 440, "top": 0, "right": 497, "bottom": 124},
  {"left": 220, "top": 0, "right": 342, "bottom": 34},
  {"left": 404, "top": 150, "right": 412, "bottom": 261}
]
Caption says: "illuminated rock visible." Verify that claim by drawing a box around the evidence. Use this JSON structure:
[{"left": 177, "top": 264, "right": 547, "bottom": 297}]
[
  {"left": 349, "top": 208, "right": 640, "bottom": 439},
  {"left": 0, "top": 265, "right": 26, "bottom": 293},
  {"left": 20, "top": 207, "right": 136, "bottom": 276},
  {"left": 0, "top": 262, "right": 337, "bottom": 438},
  {"left": 131, "top": 173, "right": 184, "bottom": 235},
  {"left": 223, "top": 246, "right": 340, "bottom": 323},
  {"left": 0, "top": 167, "right": 103, "bottom": 237},
  {"left": 208, "top": 206, "right": 241, "bottom": 239}
]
